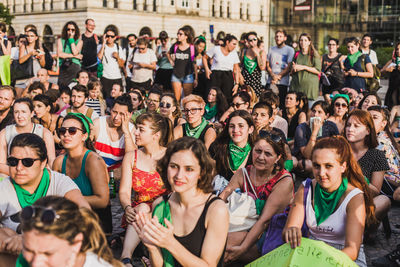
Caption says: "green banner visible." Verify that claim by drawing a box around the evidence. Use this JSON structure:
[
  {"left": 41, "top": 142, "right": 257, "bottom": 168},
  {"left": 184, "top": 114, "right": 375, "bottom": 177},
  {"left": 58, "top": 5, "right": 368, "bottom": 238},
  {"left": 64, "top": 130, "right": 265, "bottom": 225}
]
[
  {"left": 246, "top": 238, "right": 358, "bottom": 267},
  {"left": 0, "top": 55, "right": 11, "bottom": 85}
]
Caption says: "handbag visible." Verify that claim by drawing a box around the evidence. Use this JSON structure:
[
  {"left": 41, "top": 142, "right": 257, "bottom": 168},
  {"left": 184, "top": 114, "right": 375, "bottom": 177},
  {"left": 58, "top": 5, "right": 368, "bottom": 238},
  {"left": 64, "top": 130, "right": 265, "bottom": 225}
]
[
  {"left": 226, "top": 168, "right": 259, "bottom": 233},
  {"left": 261, "top": 178, "right": 312, "bottom": 255},
  {"left": 10, "top": 49, "right": 34, "bottom": 82}
]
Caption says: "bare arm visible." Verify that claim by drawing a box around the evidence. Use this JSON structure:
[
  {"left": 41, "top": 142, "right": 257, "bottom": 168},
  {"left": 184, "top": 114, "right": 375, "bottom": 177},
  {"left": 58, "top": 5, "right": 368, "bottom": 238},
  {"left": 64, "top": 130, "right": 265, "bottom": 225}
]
[
  {"left": 219, "top": 170, "right": 243, "bottom": 201},
  {"left": 64, "top": 189, "right": 91, "bottom": 209},
  {"left": 119, "top": 151, "right": 134, "bottom": 210},
  {"left": 43, "top": 128, "right": 56, "bottom": 168},
  {"left": 359, "top": 62, "right": 374, "bottom": 78},
  {"left": 0, "top": 130, "right": 10, "bottom": 176},
  {"left": 173, "top": 124, "right": 183, "bottom": 140},
  {"left": 298, "top": 112, "right": 307, "bottom": 124},
  {"left": 204, "top": 127, "right": 217, "bottom": 150},
  {"left": 85, "top": 152, "right": 110, "bottom": 209},
  {"left": 18, "top": 45, "right": 34, "bottom": 64},
  {"left": 203, "top": 54, "right": 211, "bottom": 79},
  {"left": 369, "top": 171, "right": 385, "bottom": 197}
]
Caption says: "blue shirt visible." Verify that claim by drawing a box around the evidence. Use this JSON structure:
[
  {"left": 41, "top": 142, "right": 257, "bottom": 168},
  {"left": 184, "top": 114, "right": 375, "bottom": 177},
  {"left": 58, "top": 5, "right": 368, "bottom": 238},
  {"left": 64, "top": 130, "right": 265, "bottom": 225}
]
[{"left": 343, "top": 54, "right": 371, "bottom": 92}]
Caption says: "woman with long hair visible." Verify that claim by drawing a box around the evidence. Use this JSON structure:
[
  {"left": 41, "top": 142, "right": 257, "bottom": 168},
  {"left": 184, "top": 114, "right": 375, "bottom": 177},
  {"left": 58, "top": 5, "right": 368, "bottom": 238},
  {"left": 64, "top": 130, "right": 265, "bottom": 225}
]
[
  {"left": 57, "top": 21, "right": 83, "bottom": 88},
  {"left": 282, "top": 91, "right": 307, "bottom": 141},
  {"left": 128, "top": 89, "right": 145, "bottom": 114},
  {"left": 220, "top": 131, "right": 293, "bottom": 264},
  {"left": 18, "top": 29, "right": 46, "bottom": 77},
  {"left": 204, "top": 87, "right": 229, "bottom": 123},
  {"left": 209, "top": 110, "right": 254, "bottom": 181},
  {"left": 220, "top": 91, "right": 252, "bottom": 122},
  {"left": 193, "top": 37, "right": 207, "bottom": 98},
  {"left": 0, "top": 22, "right": 11, "bottom": 57},
  {"left": 283, "top": 136, "right": 375, "bottom": 266},
  {"left": 382, "top": 42, "right": 400, "bottom": 109},
  {"left": 159, "top": 92, "right": 185, "bottom": 127},
  {"left": 167, "top": 26, "right": 197, "bottom": 101},
  {"left": 17, "top": 196, "right": 122, "bottom": 266},
  {"left": 290, "top": 33, "right": 321, "bottom": 101},
  {"left": 327, "top": 94, "right": 350, "bottom": 134},
  {"left": 119, "top": 112, "right": 173, "bottom": 266},
  {"left": 358, "top": 92, "right": 382, "bottom": 110},
  {"left": 133, "top": 137, "right": 229, "bottom": 267},
  {"left": 86, "top": 80, "right": 106, "bottom": 116}
]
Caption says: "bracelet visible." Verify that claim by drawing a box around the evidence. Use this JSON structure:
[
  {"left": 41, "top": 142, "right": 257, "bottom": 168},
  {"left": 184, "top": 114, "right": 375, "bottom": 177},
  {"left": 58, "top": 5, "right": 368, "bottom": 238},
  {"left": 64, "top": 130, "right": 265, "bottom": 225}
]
[{"left": 124, "top": 205, "right": 132, "bottom": 212}]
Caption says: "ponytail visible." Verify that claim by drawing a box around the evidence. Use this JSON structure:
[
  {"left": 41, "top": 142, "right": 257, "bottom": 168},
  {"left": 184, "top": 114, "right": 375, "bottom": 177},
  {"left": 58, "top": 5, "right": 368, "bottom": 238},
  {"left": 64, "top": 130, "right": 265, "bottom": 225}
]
[{"left": 136, "top": 112, "right": 174, "bottom": 147}]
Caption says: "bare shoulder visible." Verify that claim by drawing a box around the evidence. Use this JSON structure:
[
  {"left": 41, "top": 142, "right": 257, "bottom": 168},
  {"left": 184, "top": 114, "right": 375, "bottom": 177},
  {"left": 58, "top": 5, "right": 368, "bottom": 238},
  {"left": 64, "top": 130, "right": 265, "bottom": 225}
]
[{"left": 53, "top": 154, "right": 65, "bottom": 170}]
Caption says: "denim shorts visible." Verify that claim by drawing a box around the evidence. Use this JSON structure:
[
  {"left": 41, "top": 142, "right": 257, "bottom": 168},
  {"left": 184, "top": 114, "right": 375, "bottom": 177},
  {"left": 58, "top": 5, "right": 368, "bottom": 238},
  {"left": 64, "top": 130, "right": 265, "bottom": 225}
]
[{"left": 171, "top": 73, "right": 194, "bottom": 84}]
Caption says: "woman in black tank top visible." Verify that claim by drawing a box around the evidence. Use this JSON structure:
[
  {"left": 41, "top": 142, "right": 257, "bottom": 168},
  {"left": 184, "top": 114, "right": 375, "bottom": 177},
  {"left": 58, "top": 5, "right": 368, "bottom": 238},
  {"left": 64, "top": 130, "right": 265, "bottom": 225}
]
[{"left": 133, "top": 137, "right": 228, "bottom": 267}]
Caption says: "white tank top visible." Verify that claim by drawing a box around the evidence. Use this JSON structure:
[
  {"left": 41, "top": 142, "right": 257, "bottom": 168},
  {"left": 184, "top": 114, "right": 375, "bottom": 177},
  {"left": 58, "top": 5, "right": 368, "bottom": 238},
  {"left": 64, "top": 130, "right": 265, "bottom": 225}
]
[
  {"left": 305, "top": 182, "right": 363, "bottom": 246},
  {"left": 5, "top": 123, "right": 44, "bottom": 154}
]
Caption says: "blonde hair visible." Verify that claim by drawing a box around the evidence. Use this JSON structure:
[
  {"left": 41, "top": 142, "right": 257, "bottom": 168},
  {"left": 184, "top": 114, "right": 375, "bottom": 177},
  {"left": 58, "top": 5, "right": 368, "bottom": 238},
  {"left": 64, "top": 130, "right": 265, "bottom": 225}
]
[{"left": 182, "top": 94, "right": 205, "bottom": 108}]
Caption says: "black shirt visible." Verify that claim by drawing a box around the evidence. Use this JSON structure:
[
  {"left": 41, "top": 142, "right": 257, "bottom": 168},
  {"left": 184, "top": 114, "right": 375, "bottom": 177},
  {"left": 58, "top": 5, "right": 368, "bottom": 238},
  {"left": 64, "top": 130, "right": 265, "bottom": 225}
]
[
  {"left": 81, "top": 34, "right": 98, "bottom": 68},
  {"left": 358, "top": 148, "right": 389, "bottom": 182},
  {"left": 0, "top": 109, "right": 14, "bottom": 131},
  {"left": 169, "top": 43, "right": 195, "bottom": 78}
]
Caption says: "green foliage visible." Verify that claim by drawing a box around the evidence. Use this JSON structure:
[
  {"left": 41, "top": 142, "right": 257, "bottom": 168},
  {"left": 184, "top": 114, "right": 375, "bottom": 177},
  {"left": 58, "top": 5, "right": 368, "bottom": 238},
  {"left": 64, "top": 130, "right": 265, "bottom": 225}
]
[
  {"left": 338, "top": 45, "right": 347, "bottom": 55},
  {"left": 0, "top": 3, "right": 14, "bottom": 26},
  {"left": 375, "top": 47, "right": 393, "bottom": 67}
]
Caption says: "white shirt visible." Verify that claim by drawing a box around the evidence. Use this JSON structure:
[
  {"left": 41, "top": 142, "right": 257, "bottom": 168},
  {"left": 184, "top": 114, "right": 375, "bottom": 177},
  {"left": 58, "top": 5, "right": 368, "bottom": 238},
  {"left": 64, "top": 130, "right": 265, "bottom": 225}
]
[
  {"left": 130, "top": 48, "right": 157, "bottom": 83},
  {"left": 362, "top": 49, "right": 378, "bottom": 65},
  {"left": 102, "top": 43, "right": 125, "bottom": 79},
  {"left": 125, "top": 46, "right": 136, "bottom": 78},
  {"left": 207, "top": 46, "right": 240, "bottom": 71}
]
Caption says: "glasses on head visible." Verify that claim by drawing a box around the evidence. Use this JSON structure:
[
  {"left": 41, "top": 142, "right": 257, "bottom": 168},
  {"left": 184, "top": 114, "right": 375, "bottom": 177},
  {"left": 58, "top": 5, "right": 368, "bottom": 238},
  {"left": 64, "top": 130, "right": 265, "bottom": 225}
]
[
  {"left": 7, "top": 157, "right": 41, "bottom": 167},
  {"left": 57, "top": 126, "right": 84, "bottom": 136},
  {"left": 160, "top": 102, "right": 172, "bottom": 109},
  {"left": 231, "top": 102, "right": 246, "bottom": 109},
  {"left": 248, "top": 38, "right": 257, "bottom": 42},
  {"left": 334, "top": 102, "right": 348, "bottom": 108},
  {"left": 106, "top": 34, "right": 115, "bottom": 38},
  {"left": 183, "top": 108, "right": 202, "bottom": 115},
  {"left": 67, "top": 28, "right": 75, "bottom": 32},
  {"left": 259, "top": 130, "right": 283, "bottom": 143},
  {"left": 20, "top": 205, "right": 60, "bottom": 225}
]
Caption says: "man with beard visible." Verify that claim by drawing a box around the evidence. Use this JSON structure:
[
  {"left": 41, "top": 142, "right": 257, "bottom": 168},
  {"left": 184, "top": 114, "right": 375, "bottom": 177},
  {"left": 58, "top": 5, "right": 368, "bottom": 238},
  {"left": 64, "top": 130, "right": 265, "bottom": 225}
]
[
  {"left": 266, "top": 29, "right": 295, "bottom": 109},
  {"left": 92, "top": 94, "right": 135, "bottom": 170},
  {"left": 0, "top": 86, "right": 15, "bottom": 131},
  {"left": 60, "top": 84, "right": 99, "bottom": 121}
]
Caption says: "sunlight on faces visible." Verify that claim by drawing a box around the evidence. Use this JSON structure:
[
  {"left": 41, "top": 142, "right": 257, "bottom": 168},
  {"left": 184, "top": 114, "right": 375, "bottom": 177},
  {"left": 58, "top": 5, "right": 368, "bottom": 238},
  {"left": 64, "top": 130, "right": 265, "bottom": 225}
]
[
  {"left": 14, "top": 102, "right": 34, "bottom": 127},
  {"left": 134, "top": 120, "right": 160, "bottom": 147},
  {"left": 275, "top": 32, "right": 286, "bottom": 46},
  {"left": 36, "top": 69, "right": 49, "bottom": 83},
  {"left": 159, "top": 95, "right": 176, "bottom": 117},
  {"left": 71, "top": 91, "right": 86, "bottom": 109},
  {"left": 60, "top": 119, "right": 87, "bottom": 149},
  {"left": 252, "top": 139, "right": 281, "bottom": 171},
  {"left": 347, "top": 42, "right": 359, "bottom": 55},
  {"left": 361, "top": 95, "right": 378, "bottom": 111},
  {"left": 226, "top": 39, "right": 237, "bottom": 52},
  {"left": 184, "top": 101, "right": 204, "bottom": 124},
  {"left": 110, "top": 103, "right": 130, "bottom": 127},
  {"left": 252, "top": 108, "right": 272, "bottom": 129},
  {"left": 285, "top": 93, "right": 298, "bottom": 109},
  {"left": 333, "top": 98, "right": 348, "bottom": 117},
  {"left": 146, "top": 93, "right": 160, "bottom": 112},
  {"left": 88, "top": 86, "right": 100, "bottom": 100},
  {"left": 232, "top": 96, "right": 249, "bottom": 111},
  {"left": 30, "top": 89, "right": 43, "bottom": 99},
  {"left": 196, "top": 42, "right": 205, "bottom": 54},
  {"left": 0, "top": 89, "right": 14, "bottom": 111},
  {"left": 60, "top": 92, "right": 70, "bottom": 105},
  {"left": 311, "top": 105, "right": 328, "bottom": 121},
  {"left": 345, "top": 116, "right": 370, "bottom": 143},
  {"left": 207, "top": 89, "right": 217, "bottom": 104},
  {"left": 129, "top": 92, "right": 142, "bottom": 110},
  {"left": 77, "top": 72, "right": 89, "bottom": 86},
  {"left": 33, "top": 101, "right": 50, "bottom": 119},
  {"left": 369, "top": 110, "right": 387, "bottom": 133},
  {"left": 299, "top": 36, "right": 311, "bottom": 50},
  {"left": 167, "top": 150, "right": 201, "bottom": 193},
  {"left": 228, "top": 116, "right": 253, "bottom": 145}
]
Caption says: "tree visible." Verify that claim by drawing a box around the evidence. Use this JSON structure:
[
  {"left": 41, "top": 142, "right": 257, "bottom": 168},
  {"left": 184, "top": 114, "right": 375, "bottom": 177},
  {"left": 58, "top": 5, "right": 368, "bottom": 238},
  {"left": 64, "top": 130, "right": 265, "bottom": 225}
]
[{"left": 0, "top": 3, "right": 14, "bottom": 26}]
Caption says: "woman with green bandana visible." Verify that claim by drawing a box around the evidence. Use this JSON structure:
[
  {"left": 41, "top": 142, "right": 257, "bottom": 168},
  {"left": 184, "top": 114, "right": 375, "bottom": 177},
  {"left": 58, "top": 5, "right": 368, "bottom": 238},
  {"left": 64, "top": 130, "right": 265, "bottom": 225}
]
[
  {"left": 174, "top": 94, "right": 216, "bottom": 149},
  {"left": 283, "top": 136, "right": 375, "bottom": 266},
  {"left": 209, "top": 110, "right": 254, "bottom": 181},
  {"left": 220, "top": 131, "right": 293, "bottom": 265},
  {"left": 343, "top": 37, "right": 374, "bottom": 92},
  {"left": 0, "top": 133, "right": 88, "bottom": 265},
  {"left": 204, "top": 87, "right": 229, "bottom": 123},
  {"left": 52, "top": 113, "right": 111, "bottom": 233}
]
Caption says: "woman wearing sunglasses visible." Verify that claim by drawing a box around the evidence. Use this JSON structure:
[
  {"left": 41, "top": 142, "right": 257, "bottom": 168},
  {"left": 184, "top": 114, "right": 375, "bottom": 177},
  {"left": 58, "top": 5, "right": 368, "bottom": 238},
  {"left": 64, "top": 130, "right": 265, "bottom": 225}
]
[
  {"left": 220, "top": 91, "right": 252, "bottom": 123},
  {"left": 219, "top": 130, "right": 293, "bottom": 264},
  {"left": 159, "top": 92, "right": 185, "bottom": 127},
  {"left": 209, "top": 110, "right": 254, "bottom": 181},
  {"left": 326, "top": 94, "right": 350, "bottom": 134},
  {"left": 16, "top": 196, "right": 122, "bottom": 267},
  {"left": 57, "top": 21, "right": 83, "bottom": 88},
  {"left": 0, "top": 133, "right": 88, "bottom": 263},
  {"left": 0, "top": 98, "right": 56, "bottom": 176},
  {"left": 128, "top": 89, "right": 144, "bottom": 114},
  {"left": 174, "top": 94, "right": 216, "bottom": 149}
]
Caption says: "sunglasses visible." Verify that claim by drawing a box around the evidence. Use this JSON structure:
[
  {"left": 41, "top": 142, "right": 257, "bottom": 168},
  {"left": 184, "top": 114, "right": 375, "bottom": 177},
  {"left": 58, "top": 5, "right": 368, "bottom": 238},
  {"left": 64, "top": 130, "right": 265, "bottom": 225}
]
[
  {"left": 259, "top": 130, "right": 283, "bottom": 143},
  {"left": 177, "top": 32, "right": 184, "bottom": 36},
  {"left": 138, "top": 47, "right": 146, "bottom": 51},
  {"left": 248, "top": 38, "right": 257, "bottom": 42},
  {"left": 231, "top": 102, "right": 246, "bottom": 109},
  {"left": 334, "top": 102, "right": 348, "bottom": 108},
  {"left": 57, "top": 126, "right": 84, "bottom": 136},
  {"left": 106, "top": 34, "right": 115, "bottom": 38},
  {"left": 7, "top": 157, "right": 41, "bottom": 167},
  {"left": 160, "top": 102, "right": 172, "bottom": 108},
  {"left": 67, "top": 28, "right": 75, "bottom": 32},
  {"left": 20, "top": 206, "right": 60, "bottom": 225}
]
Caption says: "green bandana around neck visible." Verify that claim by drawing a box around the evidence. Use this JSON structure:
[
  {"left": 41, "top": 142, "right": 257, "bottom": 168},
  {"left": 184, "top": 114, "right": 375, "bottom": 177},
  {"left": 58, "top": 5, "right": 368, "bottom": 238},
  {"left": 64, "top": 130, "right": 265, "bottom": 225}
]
[
  {"left": 228, "top": 140, "right": 251, "bottom": 171},
  {"left": 12, "top": 168, "right": 50, "bottom": 208},
  {"left": 347, "top": 51, "right": 362, "bottom": 68},
  {"left": 15, "top": 253, "right": 30, "bottom": 267},
  {"left": 204, "top": 103, "right": 218, "bottom": 120},
  {"left": 314, "top": 177, "right": 348, "bottom": 225},
  {"left": 184, "top": 118, "right": 208, "bottom": 139},
  {"left": 243, "top": 55, "right": 257, "bottom": 74}
]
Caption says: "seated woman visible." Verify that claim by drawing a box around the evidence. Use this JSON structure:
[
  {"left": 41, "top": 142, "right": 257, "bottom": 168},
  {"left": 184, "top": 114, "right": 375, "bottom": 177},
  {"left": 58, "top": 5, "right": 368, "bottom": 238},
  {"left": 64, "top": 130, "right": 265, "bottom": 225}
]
[
  {"left": 159, "top": 92, "right": 185, "bottom": 127},
  {"left": 133, "top": 137, "right": 229, "bottom": 267},
  {"left": 344, "top": 110, "right": 391, "bottom": 234},
  {"left": 220, "top": 91, "right": 252, "bottom": 123},
  {"left": 0, "top": 133, "right": 88, "bottom": 264},
  {"left": 119, "top": 112, "right": 173, "bottom": 266},
  {"left": 283, "top": 136, "right": 375, "bottom": 267},
  {"left": 209, "top": 110, "right": 254, "bottom": 181},
  {"left": 327, "top": 94, "right": 350, "bottom": 134},
  {"left": 17, "top": 196, "right": 122, "bottom": 267},
  {"left": 358, "top": 92, "right": 382, "bottom": 110},
  {"left": 204, "top": 87, "right": 229, "bottom": 123},
  {"left": 368, "top": 105, "right": 400, "bottom": 202},
  {"left": 174, "top": 94, "right": 216, "bottom": 149},
  {"left": 219, "top": 131, "right": 293, "bottom": 264},
  {"left": 52, "top": 113, "right": 110, "bottom": 232},
  {"left": 128, "top": 89, "right": 145, "bottom": 115},
  {"left": 282, "top": 91, "right": 307, "bottom": 143}
]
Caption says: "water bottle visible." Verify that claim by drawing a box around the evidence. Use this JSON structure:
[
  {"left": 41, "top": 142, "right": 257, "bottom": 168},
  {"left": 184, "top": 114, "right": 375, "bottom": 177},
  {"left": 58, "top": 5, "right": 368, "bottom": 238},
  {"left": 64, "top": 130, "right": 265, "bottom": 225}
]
[
  {"left": 109, "top": 170, "right": 116, "bottom": 199},
  {"left": 234, "top": 188, "right": 242, "bottom": 195}
]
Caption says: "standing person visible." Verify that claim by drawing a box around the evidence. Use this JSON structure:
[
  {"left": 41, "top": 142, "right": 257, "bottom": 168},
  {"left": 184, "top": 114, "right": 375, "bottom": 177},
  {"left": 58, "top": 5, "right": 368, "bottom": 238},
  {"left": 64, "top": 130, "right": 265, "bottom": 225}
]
[
  {"left": 167, "top": 26, "right": 197, "bottom": 101},
  {"left": 290, "top": 33, "right": 321, "bottom": 102},
  {"left": 203, "top": 34, "right": 241, "bottom": 103},
  {"left": 57, "top": 21, "right": 83, "bottom": 88},
  {"left": 361, "top": 34, "right": 379, "bottom": 65},
  {"left": 0, "top": 85, "right": 15, "bottom": 131},
  {"left": 125, "top": 34, "right": 138, "bottom": 90},
  {"left": 0, "top": 22, "right": 11, "bottom": 56},
  {"left": 133, "top": 137, "right": 229, "bottom": 267},
  {"left": 81, "top": 18, "right": 99, "bottom": 78},
  {"left": 381, "top": 42, "right": 400, "bottom": 109},
  {"left": 154, "top": 31, "right": 173, "bottom": 92},
  {"left": 98, "top": 26, "right": 125, "bottom": 99},
  {"left": 60, "top": 85, "right": 99, "bottom": 121},
  {"left": 321, "top": 38, "right": 345, "bottom": 102},
  {"left": 241, "top": 32, "right": 266, "bottom": 97},
  {"left": 129, "top": 38, "right": 157, "bottom": 93},
  {"left": 18, "top": 29, "right": 46, "bottom": 78},
  {"left": 343, "top": 37, "right": 374, "bottom": 93},
  {"left": 266, "top": 29, "right": 295, "bottom": 110},
  {"left": 193, "top": 37, "right": 207, "bottom": 98}
]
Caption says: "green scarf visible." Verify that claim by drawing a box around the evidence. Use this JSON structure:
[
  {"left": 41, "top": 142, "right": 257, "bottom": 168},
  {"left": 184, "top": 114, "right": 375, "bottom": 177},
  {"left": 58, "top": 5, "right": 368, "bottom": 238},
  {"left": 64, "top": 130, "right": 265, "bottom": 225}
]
[
  {"left": 152, "top": 199, "right": 174, "bottom": 267},
  {"left": 228, "top": 140, "right": 251, "bottom": 171},
  {"left": 314, "top": 177, "right": 348, "bottom": 225},
  {"left": 184, "top": 118, "right": 209, "bottom": 139},
  {"left": 204, "top": 103, "right": 218, "bottom": 121},
  {"left": 12, "top": 169, "right": 50, "bottom": 208},
  {"left": 15, "top": 253, "right": 30, "bottom": 267},
  {"left": 347, "top": 51, "right": 362, "bottom": 68},
  {"left": 243, "top": 54, "right": 257, "bottom": 74}
]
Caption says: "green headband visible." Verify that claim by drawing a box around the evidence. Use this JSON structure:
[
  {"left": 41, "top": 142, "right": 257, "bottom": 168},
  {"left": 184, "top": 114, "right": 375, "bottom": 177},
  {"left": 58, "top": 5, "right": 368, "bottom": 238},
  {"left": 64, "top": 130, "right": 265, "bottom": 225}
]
[
  {"left": 67, "top": 113, "right": 93, "bottom": 140},
  {"left": 331, "top": 94, "right": 350, "bottom": 104}
]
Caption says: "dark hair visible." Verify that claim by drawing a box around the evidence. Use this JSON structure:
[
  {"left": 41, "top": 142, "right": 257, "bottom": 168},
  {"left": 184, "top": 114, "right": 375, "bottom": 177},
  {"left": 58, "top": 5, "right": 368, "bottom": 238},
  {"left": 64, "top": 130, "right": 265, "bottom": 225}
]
[
  {"left": 222, "top": 34, "right": 237, "bottom": 47},
  {"left": 104, "top": 25, "right": 118, "bottom": 35},
  {"left": 275, "top": 29, "right": 287, "bottom": 37},
  {"left": 127, "top": 33, "right": 137, "bottom": 39},
  {"left": 10, "top": 133, "right": 47, "bottom": 162},
  {"left": 178, "top": 26, "right": 194, "bottom": 44},
  {"left": 362, "top": 33, "right": 372, "bottom": 40},
  {"left": 252, "top": 102, "right": 273, "bottom": 118},
  {"left": 344, "top": 109, "right": 378, "bottom": 149},
  {"left": 61, "top": 21, "right": 80, "bottom": 41},
  {"left": 286, "top": 90, "right": 301, "bottom": 109},
  {"left": 311, "top": 100, "right": 330, "bottom": 116},
  {"left": 72, "top": 85, "right": 89, "bottom": 98},
  {"left": 298, "top": 33, "right": 320, "bottom": 61},
  {"left": 297, "top": 92, "right": 309, "bottom": 115},
  {"left": 63, "top": 114, "right": 95, "bottom": 150},
  {"left": 358, "top": 92, "right": 382, "bottom": 110},
  {"left": 148, "top": 87, "right": 162, "bottom": 99},
  {"left": 76, "top": 70, "right": 89, "bottom": 79},
  {"left": 0, "top": 22, "right": 6, "bottom": 33},
  {"left": 26, "top": 29, "right": 40, "bottom": 49},
  {"left": 207, "top": 87, "right": 229, "bottom": 118},
  {"left": 14, "top": 97, "right": 34, "bottom": 112},
  {"left": 157, "top": 137, "right": 215, "bottom": 193},
  {"left": 33, "top": 94, "right": 52, "bottom": 109},
  {"left": 246, "top": 32, "right": 258, "bottom": 40},
  {"left": 0, "top": 85, "right": 17, "bottom": 99},
  {"left": 87, "top": 80, "right": 101, "bottom": 91},
  {"left": 128, "top": 90, "right": 144, "bottom": 110},
  {"left": 59, "top": 86, "right": 72, "bottom": 97},
  {"left": 85, "top": 18, "right": 94, "bottom": 24},
  {"left": 346, "top": 37, "right": 361, "bottom": 47},
  {"left": 24, "top": 24, "right": 37, "bottom": 32},
  {"left": 136, "top": 37, "right": 148, "bottom": 46},
  {"left": 232, "top": 91, "right": 251, "bottom": 105},
  {"left": 136, "top": 112, "right": 174, "bottom": 147},
  {"left": 330, "top": 95, "right": 349, "bottom": 119},
  {"left": 194, "top": 38, "right": 206, "bottom": 55},
  {"left": 260, "top": 90, "right": 280, "bottom": 107},
  {"left": 158, "top": 31, "right": 168, "bottom": 40},
  {"left": 254, "top": 129, "right": 286, "bottom": 172},
  {"left": 161, "top": 92, "right": 182, "bottom": 120},
  {"left": 112, "top": 93, "right": 133, "bottom": 113},
  {"left": 328, "top": 38, "right": 339, "bottom": 45},
  {"left": 28, "top": 81, "right": 45, "bottom": 94}
]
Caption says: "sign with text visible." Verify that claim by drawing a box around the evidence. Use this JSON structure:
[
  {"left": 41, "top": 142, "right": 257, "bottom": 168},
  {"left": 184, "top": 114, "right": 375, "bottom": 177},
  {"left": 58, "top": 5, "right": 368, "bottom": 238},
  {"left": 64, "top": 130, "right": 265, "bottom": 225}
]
[{"left": 294, "top": 0, "right": 312, "bottom": 11}]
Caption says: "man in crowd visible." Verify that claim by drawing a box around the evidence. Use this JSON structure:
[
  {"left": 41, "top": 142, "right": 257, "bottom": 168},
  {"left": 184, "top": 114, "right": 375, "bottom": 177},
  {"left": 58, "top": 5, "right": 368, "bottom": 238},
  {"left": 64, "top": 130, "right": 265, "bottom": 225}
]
[
  {"left": 361, "top": 33, "right": 379, "bottom": 65},
  {"left": 81, "top": 18, "right": 99, "bottom": 78},
  {"left": 106, "top": 83, "right": 124, "bottom": 111},
  {"left": 60, "top": 84, "right": 99, "bottom": 121},
  {"left": 0, "top": 86, "right": 15, "bottom": 131},
  {"left": 125, "top": 33, "right": 137, "bottom": 90}
]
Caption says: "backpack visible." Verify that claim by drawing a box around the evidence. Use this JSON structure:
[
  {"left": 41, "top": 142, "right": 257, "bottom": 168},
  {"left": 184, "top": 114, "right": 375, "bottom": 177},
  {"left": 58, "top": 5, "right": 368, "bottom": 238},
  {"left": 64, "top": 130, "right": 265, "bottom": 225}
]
[
  {"left": 360, "top": 54, "right": 381, "bottom": 92},
  {"left": 173, "top": 43, "right": 195, "bottom": 62}
]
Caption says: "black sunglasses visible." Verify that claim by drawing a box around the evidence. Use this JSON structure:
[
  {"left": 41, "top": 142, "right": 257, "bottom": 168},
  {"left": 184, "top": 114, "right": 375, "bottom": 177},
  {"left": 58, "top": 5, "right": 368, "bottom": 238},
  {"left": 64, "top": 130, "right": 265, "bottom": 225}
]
[
  {"left": 106, "top": 34, "right": 115, "bottom": 38},
  {"left": 231, "top": 102, "right": 246, "bottom": 109},
  {"left": 160, "top": 102, "right": 172, "bottom": 108},
  {"left": 7, "top": 157, "right": 41, "bottom": 167},
  {"left": 259, "top": 130, "right": 283, "bottom": 143},
  {"left": 57, "top": 126, "right": 84, "bottom": 136},
  {"left": 20, "top": 205, "right": 60, "bottom": 225}
]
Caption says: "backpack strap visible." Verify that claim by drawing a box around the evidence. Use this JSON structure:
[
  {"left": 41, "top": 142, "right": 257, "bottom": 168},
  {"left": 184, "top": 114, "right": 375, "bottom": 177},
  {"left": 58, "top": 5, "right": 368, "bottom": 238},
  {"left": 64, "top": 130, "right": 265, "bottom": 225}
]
[
  {"left": 94, "top": 34, "right": 99, "bottom": 44},
  {"left": 190, "top": 44, "right": 195, "bottom": 62},
  {"left": 174, "top": 43, "right": 178, "bottom": 54},
  {"left": 86, "top": 108, "right": 93, "bottom": 120},
  {"left": 294, "top": 51, "right": 300, "bottom": 62}
]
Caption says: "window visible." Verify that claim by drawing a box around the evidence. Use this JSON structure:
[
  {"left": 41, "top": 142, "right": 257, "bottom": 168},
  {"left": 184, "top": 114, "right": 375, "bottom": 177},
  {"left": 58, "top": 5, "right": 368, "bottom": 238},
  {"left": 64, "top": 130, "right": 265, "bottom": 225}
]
[
  {"left": 246, "top": 4, "right": 250, "bottom": 20},
  {"left": 42, "top": 0, "right": 45, "bottom": 10},
  {"left": 220, "top": 1, "right": 223, "bottom": 17},
  {"left": 73, "top": 0, "right": 76, "bottom": 8},
  {"left": 50, "top": 0, "right": 53, "bottom": 10},
  {"left": 212, "top": 1, "right": 215, "bottom": 16},
  {"left": 240, "top": 3, "right": 243, "bottom": 19},
  {"left": 31, "top": 0, "right": 34, "bottom": 11},
  {"left": 181, "top": 0, "right": 188, "bottom": 8},
  {"left": 144, "top": 0, "right": 147, "bottom": 10},
  {"left": 103, "top": 0, "right": 107, "bottom": 8},
  {"left": 65, "top": 0, "right": 68, "bottom": 9},
  {"left": 196, "top": 0, "right": 199, "bottom": 8},
  {"left": 171, "top": 0, "right": 174, "bottom": 5},
  {"left": 133, "top": 0, "right": 136, "bottom": 9},
  {"left": 260, "top": 5, "right": 263, "bottom": 21},
  {"left": 114, "top": 0, "right": 117, "bottom": 8},
  {"left": 153, "top": 0, "right": 157, "bottom": 11},
  {"left": 227, "top": 1, "right": 230, "bottom": 18}
]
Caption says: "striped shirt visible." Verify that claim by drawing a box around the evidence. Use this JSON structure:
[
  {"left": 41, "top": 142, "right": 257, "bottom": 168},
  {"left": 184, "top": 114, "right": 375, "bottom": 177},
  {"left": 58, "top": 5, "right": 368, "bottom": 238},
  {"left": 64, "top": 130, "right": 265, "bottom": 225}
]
[{"left": 85, "top": 98, "right": 102, "bottom": 117}]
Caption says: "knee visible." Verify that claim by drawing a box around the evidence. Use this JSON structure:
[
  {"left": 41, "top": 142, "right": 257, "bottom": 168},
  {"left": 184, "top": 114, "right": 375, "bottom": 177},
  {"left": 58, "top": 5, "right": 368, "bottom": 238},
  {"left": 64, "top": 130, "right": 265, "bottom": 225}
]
[
  {"left": 374, "top": 195, "right": 391, "bottom": 219},
  {"left": 393, "top": 187, "right": 400, "bottom": 202}
]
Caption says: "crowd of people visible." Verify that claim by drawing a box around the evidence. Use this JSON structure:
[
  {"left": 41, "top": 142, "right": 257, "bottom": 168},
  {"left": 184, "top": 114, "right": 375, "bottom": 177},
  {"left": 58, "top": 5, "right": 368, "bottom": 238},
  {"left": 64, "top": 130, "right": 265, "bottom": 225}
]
[{"left": 0, "top": 18, "right": 400, "bottom": 267}]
